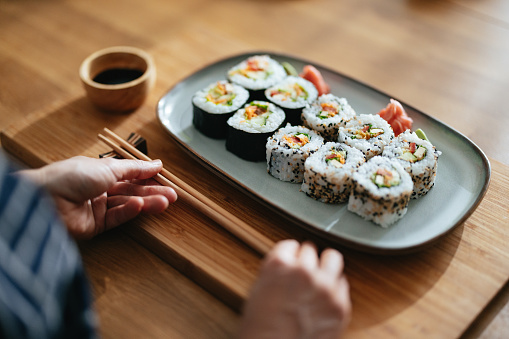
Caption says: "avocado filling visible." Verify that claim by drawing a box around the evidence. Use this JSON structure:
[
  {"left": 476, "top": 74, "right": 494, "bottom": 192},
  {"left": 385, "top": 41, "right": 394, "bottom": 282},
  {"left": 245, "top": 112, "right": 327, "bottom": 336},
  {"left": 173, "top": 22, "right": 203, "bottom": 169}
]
[
  {"left": 269, "top": 83, "right": 308, "bottom": 102},
  {"left": 317, "top": 102, "right": 339, "bottom": 119},
  {"left": 325, "top": 149, "right": 347, "bottom": 168},
  {"left": 351, "top": 124, "right": 384, "bottom": 140},
  {"left": 243, "top": 102, "right": 270, "bottom": 126},
  {"left": 206, "top": 82, "right": 236, "bottom": 106},
  {"left": 371, "top": 168, "right": 401, "bottom": 188},
  {"left": 398, "top": 142, "right": 427, "bottom": 163}
]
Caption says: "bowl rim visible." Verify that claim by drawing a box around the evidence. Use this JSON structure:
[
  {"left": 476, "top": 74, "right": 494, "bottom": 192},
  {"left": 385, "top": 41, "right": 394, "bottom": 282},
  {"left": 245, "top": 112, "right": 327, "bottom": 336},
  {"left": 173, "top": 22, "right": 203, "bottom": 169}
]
[{"left": 79, "top": 46, "right": 155, "bottom": 90}]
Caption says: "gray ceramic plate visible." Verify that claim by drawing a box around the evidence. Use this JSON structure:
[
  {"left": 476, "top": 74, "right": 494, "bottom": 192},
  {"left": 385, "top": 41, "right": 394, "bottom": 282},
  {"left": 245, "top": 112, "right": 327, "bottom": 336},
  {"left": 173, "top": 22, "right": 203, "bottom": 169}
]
[{"left": 157, "top": 52, "right": 491, "bottom": 254}]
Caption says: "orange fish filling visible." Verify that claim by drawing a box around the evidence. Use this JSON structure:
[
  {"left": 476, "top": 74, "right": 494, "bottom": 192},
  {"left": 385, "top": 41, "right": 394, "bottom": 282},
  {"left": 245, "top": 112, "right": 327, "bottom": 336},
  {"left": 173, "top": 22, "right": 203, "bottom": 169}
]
[
  {"left": 283, "top": 133, "right": 310, "bottom": 148},
  {"left": 320, "top": 103, "right": 338, "bottom": 117},
  {"left": 244, "top": 104, "right": 268, "bottom": 120}
]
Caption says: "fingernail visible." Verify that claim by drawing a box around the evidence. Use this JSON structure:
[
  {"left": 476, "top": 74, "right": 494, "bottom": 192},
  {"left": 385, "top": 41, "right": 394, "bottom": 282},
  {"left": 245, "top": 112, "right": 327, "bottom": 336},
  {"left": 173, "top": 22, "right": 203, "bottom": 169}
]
[{"left": 150, "top": 159, "right": 162, "bottom": 166}]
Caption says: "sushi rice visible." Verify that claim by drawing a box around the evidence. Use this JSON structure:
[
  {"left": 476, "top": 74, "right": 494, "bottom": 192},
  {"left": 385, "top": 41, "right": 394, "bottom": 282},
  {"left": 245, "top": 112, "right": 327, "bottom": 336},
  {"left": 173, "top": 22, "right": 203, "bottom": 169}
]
[
  {"left": 266, "top": 125, "right": 324, "bottom": 183},
  {"left": 301, "top": 94, "right": 356, "bottom": 141},
  {"left": 227, "top": 55, "right": 287, "bottom": 94},
  {"left": 301, "top": 142, "right": 366, "bottom": 203},
  {"left": 338, "top": 114, "right": 394, "bottom": 160},
  {"left": 382, "top": 130, "right": 441, "bottom": 198},
  {"left": 348, "top": 156, "right": 413, "bottom": 228}
]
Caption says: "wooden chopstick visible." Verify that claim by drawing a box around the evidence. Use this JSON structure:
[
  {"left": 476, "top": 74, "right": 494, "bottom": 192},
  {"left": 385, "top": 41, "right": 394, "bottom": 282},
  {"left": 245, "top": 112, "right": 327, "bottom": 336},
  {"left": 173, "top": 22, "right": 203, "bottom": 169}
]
[{"left": 98, "top": 128, "right": 275, "bottom": 255}]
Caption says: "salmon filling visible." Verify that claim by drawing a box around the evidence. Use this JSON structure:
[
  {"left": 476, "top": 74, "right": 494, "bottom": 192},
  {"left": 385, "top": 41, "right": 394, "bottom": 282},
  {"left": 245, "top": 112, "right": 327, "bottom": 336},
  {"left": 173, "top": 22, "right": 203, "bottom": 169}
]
[
  {"left": 317, "top": 103, "right": 339, "bottom": 119},
  {"left": 283, "top": 133, "right": 310, "bottom": 149}
]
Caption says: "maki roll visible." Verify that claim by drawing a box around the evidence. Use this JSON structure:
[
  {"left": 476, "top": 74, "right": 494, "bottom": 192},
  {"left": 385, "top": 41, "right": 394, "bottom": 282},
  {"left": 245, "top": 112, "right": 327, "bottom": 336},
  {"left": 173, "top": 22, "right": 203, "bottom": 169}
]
[
  {"left": 348, "top": 156, "right": 413, "bottom": 228},
  {"left": 266, "top": 125, "right": 324, "bottom": 183},
  {"left": 382, "top": 130, "right": 441, "bottom": 198},
  {"left": 301, "top": 142, "right": 366, "bottom": 203},
  {"left": 227, "top": 55, "right": 287, "bottom": 101},
  {"left": 301, "top": 94, "right": 356, "bottom": 141},
  {"left": 192, "top": 80, "right": 249, "bottom": 139},
  {"left": 226, "top": 101, "right": 285, "bottom": 162},
  {"left": 265, "top": 76, "right": 318, "bottom": 126},
  {"left": 337, "top": 114, "right": 394, "bottom": 160}
]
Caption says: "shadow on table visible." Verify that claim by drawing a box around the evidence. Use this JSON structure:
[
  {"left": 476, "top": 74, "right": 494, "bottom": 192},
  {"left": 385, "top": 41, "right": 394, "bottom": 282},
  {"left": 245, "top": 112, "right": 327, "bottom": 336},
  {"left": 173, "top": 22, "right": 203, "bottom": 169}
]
[{"left": 343, "top": 222, "right": 464, "bottom": 330}]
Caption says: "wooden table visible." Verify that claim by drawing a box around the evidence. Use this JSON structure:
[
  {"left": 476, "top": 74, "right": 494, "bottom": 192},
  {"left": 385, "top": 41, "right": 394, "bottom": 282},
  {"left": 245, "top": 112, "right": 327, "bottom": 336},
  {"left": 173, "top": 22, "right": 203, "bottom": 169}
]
[{"left": 1, "top": 0, "right": 509, "bottom": 338}]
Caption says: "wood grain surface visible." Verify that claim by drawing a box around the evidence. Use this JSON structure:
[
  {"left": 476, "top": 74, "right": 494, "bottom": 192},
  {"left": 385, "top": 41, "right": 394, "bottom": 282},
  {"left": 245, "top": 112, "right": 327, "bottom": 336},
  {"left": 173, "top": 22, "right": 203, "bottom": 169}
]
[{"left": 1, "top": 0, "right": 509, "bottom": 338}]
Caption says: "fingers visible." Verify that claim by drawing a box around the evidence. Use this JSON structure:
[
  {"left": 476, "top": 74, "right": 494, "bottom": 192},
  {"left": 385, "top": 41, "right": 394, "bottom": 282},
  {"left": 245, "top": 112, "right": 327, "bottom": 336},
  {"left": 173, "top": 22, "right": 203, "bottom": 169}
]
[
  {"left": 267, "top": 239, "right": 300, "bottom": 265},
  {"left": 106, "top": 158, "right": 164, "bottom": 181},
  {"left": 104, "top": 196, "right": 144, "bottom": 229},
  {"left": 297, "top": 241, "right": 319, "bottom": 271},
  {"left": 108, "top": 181, "right": 177, "bottom": 203},
  {"left": 107, "top": 195, "right": 171, "bottom": 213},
  {"left": 320, "top": 248, "right": 344, "bottom": 279}
]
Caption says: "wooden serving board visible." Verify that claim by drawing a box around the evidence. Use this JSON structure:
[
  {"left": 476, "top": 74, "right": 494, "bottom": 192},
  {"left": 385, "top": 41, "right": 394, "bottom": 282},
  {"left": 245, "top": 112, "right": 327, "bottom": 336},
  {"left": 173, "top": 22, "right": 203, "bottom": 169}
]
[{"left": 2, "top": 94, "right": 509, "bottom": 338}]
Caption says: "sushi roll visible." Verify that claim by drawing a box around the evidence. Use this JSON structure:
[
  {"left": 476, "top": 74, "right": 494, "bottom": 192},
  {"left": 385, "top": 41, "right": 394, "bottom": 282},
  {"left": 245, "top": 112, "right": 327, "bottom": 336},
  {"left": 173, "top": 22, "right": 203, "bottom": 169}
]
[
  {"left": 225, "top": 101, "right": 285, "bottom": 162},
  {"left": 337, "top": 114, "right": 394, "bottom": 160},
  {"left": 382, "top": 130, "right": 441, "bottom": 198},
  {"left": 301, "top": 142, "right": 366, "bottom": 203},
  {"left": 227, "top": 55, "right": 287, "bottom": 101},
  {"left": 348, "top": 156, "right": 413, "bottom": 228},
  {"left": 301, "top": 94, "right": 356, "bottom": 141},
  {"left": 192, "top": 80, "right": 249, "bottom": 139},
  {"left": 265, "top": 76, "right": 318, "bottom": 126},
  {"left": 266, "top": 125, "right": 324, "bottom": 183}
]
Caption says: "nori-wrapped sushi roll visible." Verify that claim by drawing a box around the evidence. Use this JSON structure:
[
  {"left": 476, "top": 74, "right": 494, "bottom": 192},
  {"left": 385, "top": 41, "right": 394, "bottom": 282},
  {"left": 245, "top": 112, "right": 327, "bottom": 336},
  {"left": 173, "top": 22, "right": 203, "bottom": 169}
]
[
  {"left": 225, "top": 101, "right": 285, "bottom": 162},
  {"left": 192, "top": 80, "right": 249, "bottom": 139},
  {"left": 265, "top": 76, "right": 318, "bottom": 126},
  {"left": 227, "top": 55, "right": 287, "bottom": 101}
]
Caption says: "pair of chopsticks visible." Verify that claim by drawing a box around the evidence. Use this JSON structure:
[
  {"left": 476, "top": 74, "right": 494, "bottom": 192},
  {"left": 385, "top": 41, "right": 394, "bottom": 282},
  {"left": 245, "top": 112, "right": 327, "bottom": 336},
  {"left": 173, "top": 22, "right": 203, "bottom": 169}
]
[{"left": 98, "top": 128, "right": 274, "bottom": 256}]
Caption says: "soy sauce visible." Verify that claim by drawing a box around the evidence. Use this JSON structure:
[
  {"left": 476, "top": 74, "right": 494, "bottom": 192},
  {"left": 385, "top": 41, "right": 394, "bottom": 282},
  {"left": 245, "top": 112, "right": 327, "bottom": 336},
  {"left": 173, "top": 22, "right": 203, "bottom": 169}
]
[{"left": 93, "top": 68, "right": 144, "bottom": 85}]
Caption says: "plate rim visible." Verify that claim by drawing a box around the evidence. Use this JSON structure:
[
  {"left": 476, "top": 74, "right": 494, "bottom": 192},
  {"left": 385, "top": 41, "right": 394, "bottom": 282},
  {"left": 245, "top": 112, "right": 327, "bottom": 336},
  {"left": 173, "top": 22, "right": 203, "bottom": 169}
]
[{"left": 156, "top": 50, "right": 492, "bottom": 255}]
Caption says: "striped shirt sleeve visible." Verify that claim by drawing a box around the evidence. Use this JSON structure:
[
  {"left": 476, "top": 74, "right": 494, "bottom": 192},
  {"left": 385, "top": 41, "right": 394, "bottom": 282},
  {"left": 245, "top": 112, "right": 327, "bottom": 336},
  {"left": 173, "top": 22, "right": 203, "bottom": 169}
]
[{"left": 0, "top": 152, "right": 98, "bottom": 339}]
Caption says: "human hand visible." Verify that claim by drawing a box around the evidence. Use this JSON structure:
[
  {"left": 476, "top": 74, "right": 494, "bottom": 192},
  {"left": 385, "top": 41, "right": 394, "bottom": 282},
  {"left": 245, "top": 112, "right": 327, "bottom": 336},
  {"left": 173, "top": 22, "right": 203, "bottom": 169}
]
[
  {"left": 238, "top": 240, "right": 351, "bottom": 339},
  {"left": 19, "top": 156, "right": 177, "bottom": 239}
]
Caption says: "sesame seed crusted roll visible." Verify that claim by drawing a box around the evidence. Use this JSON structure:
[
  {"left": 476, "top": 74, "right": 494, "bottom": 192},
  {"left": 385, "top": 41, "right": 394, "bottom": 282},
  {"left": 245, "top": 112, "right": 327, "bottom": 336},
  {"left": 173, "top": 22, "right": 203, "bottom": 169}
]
[
  {"left": 348, "top": 156, "right": 413, "bottom": 228},
  {"left": 382, "top": 130, "right": 441, "bottom": 198},
  {"left": 301, "top": 142, "right": 366, "bottom": 203},
  {"left": 266, "top": 125, "right": 324, "bottom": 183},
  {"left": 301, "top": 94, "right": 356, "bottom": 141},
  {"left": 337, "top": 114, "right": 394, "bottom": 160}
]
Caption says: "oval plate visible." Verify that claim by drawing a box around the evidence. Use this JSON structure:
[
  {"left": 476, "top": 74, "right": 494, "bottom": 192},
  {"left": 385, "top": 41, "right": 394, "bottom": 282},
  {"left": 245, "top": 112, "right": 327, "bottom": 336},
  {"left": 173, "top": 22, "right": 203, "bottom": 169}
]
[{"left": 157, "top": 52, "right": 491, "bottom": 254}]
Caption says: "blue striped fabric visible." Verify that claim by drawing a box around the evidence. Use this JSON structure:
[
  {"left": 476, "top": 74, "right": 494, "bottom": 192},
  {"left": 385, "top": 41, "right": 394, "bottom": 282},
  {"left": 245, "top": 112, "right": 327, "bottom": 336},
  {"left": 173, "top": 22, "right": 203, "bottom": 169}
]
[{"left": 0, "top": 152, "right": 98, "bottom": 339}]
